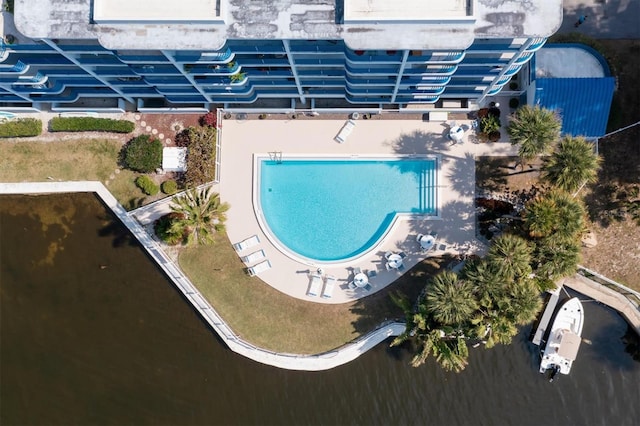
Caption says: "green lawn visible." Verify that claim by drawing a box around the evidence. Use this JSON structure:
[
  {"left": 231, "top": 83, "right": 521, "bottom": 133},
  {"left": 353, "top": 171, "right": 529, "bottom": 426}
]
[
  {"left": 0, "top": 138, "right": 148, "bottom": 207},
  {"left": 179, "top": 234, "right": 453, "bottom": 354}
]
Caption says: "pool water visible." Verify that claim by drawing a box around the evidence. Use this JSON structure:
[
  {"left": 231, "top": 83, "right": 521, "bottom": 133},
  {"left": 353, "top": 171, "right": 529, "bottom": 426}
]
[{"left": 259, "top": 158, "right": 437, "bottom": 262}]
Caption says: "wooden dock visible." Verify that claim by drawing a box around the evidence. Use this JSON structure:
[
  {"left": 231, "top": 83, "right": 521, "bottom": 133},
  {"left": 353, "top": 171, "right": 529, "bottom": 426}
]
[{"left": 531, "top": 287, "right": 561, "bottom": 346}]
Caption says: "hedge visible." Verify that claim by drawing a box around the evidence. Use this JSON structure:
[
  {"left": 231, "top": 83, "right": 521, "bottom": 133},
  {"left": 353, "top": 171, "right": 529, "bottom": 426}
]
[
  {"left": 135, "top": 175, "right": 159, "bottom": 196},
  {"left": 0, "top": 118, "right": 42, "bottom": 138},
  {"left": 50, "top": 117, "right": 135, "bottom": 133}
]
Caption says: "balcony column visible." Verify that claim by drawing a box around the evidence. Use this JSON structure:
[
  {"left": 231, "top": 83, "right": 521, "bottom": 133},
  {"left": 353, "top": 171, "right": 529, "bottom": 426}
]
[
  {"left": 477, "top": 38, "right": 537, "bottom": 105},
  {"left": 282, "top": 40, "right": 305, "bottom": 104},
  {"left": 161, "top": 50, "right": 214, "bottom": 104},
  {"left": 391, "top": 50, "right": 410, "bottom": 104},
  {"left": 41, "top": 39, "right": 135, "bottom": 104}
]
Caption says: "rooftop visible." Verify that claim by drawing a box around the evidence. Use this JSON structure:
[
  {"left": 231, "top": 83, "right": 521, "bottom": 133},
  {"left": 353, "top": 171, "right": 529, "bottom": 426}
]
[{"left": 15, "top": 0, "right": 563, "bottom": 50}]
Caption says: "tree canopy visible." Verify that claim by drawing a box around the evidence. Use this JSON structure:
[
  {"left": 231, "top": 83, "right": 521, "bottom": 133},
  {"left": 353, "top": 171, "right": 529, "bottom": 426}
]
[
  {"left": 542, "top": 136, "right": 601, "bottom": 193},
  {"left": 507, "top": 105, "right": 562, "bottom": 164}
]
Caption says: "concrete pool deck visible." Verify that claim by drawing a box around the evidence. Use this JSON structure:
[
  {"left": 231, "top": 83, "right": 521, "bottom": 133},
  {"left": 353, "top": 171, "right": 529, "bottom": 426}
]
[{"left": 219, "top": 118, "right": 520, "bottom": 304}]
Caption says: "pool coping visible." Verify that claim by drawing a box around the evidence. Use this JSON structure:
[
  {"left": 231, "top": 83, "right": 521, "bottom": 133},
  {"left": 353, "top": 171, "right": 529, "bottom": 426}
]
[{"left": 252, "top": 153, "right": 442, "bottom": 268}]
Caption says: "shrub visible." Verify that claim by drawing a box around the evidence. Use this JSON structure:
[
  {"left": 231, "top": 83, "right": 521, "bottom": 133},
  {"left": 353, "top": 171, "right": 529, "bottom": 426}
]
[
  {"left": 480, "top": 115, "right": 501, "bottom": 134},
  {"left": 50, "top": 117, "right": 135, "bottom": 133},
  {"left": 509, "top": 98, "right": 520, "bottom": 109},
  {"left": 184, "top": 126, "right": 217, "bottom": 187},
  {"left": 199, "top": 111, "right": 217, "bottom": 127},
  {"left": 0, "top": 118, "right": 42, "bottom": 138},
  {"left": 123, "top": 134, "right": 162, "bottom": 173},
  {"left": 135, "top": 175, "right": 159, "bottom": 196},
  {"left": 161, "top": 179, "right": 178, "bottom": 195},
  {"left": 154, "top": 213, "right": 185, "bottom": 245}
]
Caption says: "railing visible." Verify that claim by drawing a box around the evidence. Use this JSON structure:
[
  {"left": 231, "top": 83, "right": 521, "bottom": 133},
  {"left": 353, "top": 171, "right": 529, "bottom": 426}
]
[{"left": 577, "top": 265, "right": 640, "bottom": 309}]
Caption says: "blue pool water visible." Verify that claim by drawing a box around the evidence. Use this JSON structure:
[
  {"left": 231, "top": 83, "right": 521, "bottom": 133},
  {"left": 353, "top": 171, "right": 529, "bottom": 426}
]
[{"left": 259, "top": 158, "right": 437, "bottom": 262}]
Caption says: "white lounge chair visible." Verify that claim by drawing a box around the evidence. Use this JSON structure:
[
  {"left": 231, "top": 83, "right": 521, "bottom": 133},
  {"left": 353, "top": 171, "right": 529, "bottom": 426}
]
[
  {"left": 307, "top": 273, "right": 323, "bottom": 296},
  {"left": 322, "top": 275, "right": 337, "bottom": 298},
  {"left": 334, "top": 119, "right": 355, "bottom": 143},
  {"left": 233, "top": 235, "right": 260, "bottom": 252},
  {"left": 241, "top": 249, "right": 266, "bottom": 265},
  {"left": 247, "top": 259, "right": 271, "bottom": 277}
]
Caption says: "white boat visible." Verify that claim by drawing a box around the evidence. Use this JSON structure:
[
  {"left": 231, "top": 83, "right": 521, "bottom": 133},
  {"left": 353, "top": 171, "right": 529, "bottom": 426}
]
[{"left": 539, "top": 297, "right": 584, "bottom": 381}]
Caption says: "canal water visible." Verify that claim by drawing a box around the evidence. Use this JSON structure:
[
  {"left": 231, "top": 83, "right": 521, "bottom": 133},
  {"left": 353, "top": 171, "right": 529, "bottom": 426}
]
[{"left": 1, "top": 193, "right": 638, "bottom": 426}]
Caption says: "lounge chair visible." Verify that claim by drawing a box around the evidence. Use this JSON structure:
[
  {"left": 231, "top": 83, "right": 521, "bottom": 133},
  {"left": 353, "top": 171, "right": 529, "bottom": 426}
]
[
  {"left": 247, "top": 260, "right": 271, "bottom": 277},
  {"left": 322, "top": 275, "right": 337, "bottom": 298},
  {"left": 241, "top": 249, "right": 266, "bottom": 265},
  {"left": 334, "top": 119, "right": 356, "bottom": 143},
  {"left": 233, "top": 235, "right": 260, "bottom": 252},
  {"left": 307, "top": 273, "right": 323, "bottom": 296}
]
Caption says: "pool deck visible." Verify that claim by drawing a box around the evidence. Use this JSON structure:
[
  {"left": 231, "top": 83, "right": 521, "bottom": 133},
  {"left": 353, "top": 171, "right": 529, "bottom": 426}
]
[{"left": 220, "top": 118, "right": 520, "bottom": 304}]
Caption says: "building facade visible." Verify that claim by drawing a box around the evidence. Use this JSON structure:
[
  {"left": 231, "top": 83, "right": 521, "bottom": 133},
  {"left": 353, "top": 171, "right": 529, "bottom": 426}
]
[{"left": 2, "top": 0, "right": 563, "bottom": 113}]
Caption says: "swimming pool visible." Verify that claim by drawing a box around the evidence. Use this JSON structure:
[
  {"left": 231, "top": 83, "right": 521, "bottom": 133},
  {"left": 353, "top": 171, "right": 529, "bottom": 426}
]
[{"left": 257, "top": 156, "right": 438, "bottom": 262}]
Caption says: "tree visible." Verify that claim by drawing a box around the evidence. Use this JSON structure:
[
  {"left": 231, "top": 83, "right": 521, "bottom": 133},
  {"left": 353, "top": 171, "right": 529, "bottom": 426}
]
[
  {"left": 507, "top": 105, "right": 561, "bottom": 164},
  {"left": 542, "top": 136, "right": 601, "bottom": 193},
  {"left": 123, "top": 134, "right": 162, "bottom": 173},
  {"left": 390, "top": 292, "right": 470, "bottom": 372},
  {"left": 158, "top": 187, "right": 229, "bottom": 246},
  {"left": 425, "top": 271, "right": 478, "bottom": 326},
  {"left": 534, "top": 237, "right": 581, "bottom": 280},
  {"left": 486, "top": 234, "right": 532, "bottom": 282},
  {"left": 524, "top": 190, "right": 585, "bottom": 241}
]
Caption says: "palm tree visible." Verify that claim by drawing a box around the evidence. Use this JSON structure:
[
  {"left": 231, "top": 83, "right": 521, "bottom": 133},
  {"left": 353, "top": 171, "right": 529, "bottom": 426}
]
[
  {"left": 507, "top": 105, "right": 561, "bottom": 165},
  {"left": 504, "top": 279, "right": 543, "bottom": 325},
  {"left": 524, "top": 190, "right": 585, "bottom": 241},
  {"left": 542, "top": 136, "right": 601, "bottom": 193},
  {"left": 390, "top": 291, "right": 471, "bottom": 372},
  {"left": 534, "top": 237, "right": 581, "bottom": 280},
  {"left": 425, "top": 271, "right": 478, "bottom": 326},
  {"left": 486, "top": 234, "right": 533, "bottom": 282},
  {"left": 167, "top": 187, "right": 229, "bottom": 246}
]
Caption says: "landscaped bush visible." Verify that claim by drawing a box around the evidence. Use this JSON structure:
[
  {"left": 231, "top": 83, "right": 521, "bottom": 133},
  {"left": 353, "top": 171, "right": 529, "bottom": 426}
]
[
  {"left": 0, "top": 118, "right": 42, "bottom": 138},
  {"left": 161, "top": 179, "right": 178, "bottom": 195},
  {"left": 123, "top": 134, "right": 163, "bottom": 173},
  {"left": 135, "top": 175, "right": 159, "bottom": 196},
  {"left": 50, "top": 117, "right": 135, "bottom": 133},
  {"left": 199, "top": 111, "right": 218, "bottom": 127},
  {"left": 154, "top": 212, "right": 185, "bottom": 245}
]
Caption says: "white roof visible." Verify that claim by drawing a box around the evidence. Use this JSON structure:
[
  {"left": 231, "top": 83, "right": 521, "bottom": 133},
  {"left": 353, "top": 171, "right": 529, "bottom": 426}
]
[{"left": 162, "top": 147, "right": 187, "bottom": 172}]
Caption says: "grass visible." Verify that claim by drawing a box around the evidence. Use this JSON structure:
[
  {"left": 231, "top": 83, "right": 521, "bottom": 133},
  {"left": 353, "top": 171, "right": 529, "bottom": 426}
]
[
  {"left": 178, "top": 234, "right": 452, "bottom": 354},
  {"left": 0, "top": 138, "right": 146, "bottom": 207}
]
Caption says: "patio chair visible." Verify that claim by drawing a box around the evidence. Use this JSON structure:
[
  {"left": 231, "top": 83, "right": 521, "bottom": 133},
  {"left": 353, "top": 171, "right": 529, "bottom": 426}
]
[
  {"left": 363, "top": 283, "right": 372, "bottom": 291},
  {"left": 334, "top": 119, "right": 356, "bottom": 143},
  {"left": 348, "top": 281, "right": 357, "bottom": 290},
  {"left": 233, "top": 235, "right": 260, "bottom": 252},
  {"left": 322, "top": 275, "right": 337, "bottom": 298},
  {"left": 384, "top": 251, "right": 393, "bottom": 260},
  {"left": 397, "top": 263, "right": 406, "bottom": 271},
  {"left": 367, "top": 269, "right": 377, "bottom": 279},
  {"left": 247, "top": 260, "right": 271, "bottom": 277},
  {"left": 353, "top": 266, "right": 362, "bottom": 275},
  {"left": 399, "top": 252, "right": 407, "bottom": 259},
  {"left": 416, "top": 233, "right": 425, "bottom": 242},
  {"left": 385, "top": 262, "right": 393, "bottom": 271},
  {"left": 241, "top": 249, "right": 266, "bottom": 265},
  {"left": 307, "top": 273, "right": 323, "bottom": 296}
]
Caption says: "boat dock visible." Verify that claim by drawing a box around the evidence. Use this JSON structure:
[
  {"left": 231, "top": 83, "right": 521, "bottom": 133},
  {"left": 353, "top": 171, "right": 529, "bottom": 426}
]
[{"left": 531, "top": 287, "right": 562, "bottom": 346}]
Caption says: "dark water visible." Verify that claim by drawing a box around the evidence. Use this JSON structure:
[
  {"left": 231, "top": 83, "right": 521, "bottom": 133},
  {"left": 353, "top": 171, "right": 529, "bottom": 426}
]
[{"left": 1, "top": 193, "right": 639, "bottom": 426}]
